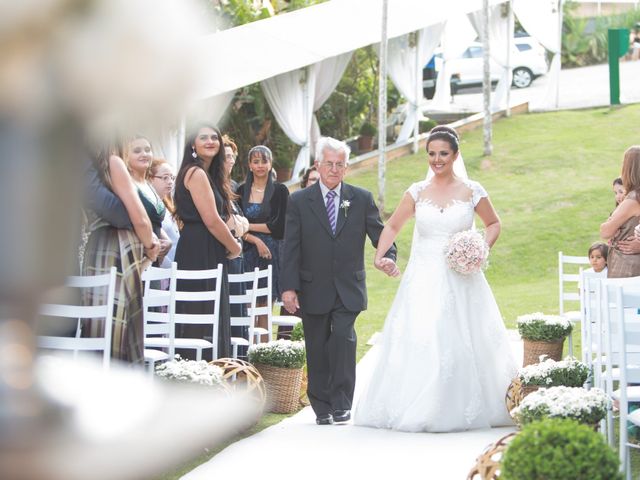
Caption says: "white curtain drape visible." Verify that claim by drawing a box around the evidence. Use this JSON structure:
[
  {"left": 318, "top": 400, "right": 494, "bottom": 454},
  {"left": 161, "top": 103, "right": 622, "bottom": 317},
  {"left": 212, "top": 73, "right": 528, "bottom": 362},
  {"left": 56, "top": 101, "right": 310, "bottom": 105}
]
[
  {"left": 262, "top": 67, "right": 315, "bottom": 180},
  {"left": 151, "top": 91, "right": 235, "bottom": 168},
  {"left": 386, "top": 23, "right": 445, "bottom": 143},
  {"left": 468, "top": 3, "right": 512, "bottom": 111},
  {"left": 310, "top": 52, "right": 353, "bottom": 159},
  {"left": 514, "top": 0, "right": 562, "bottom": 109},
  {"left": 431, "top": 15, "right": 477, "bottom": 107},
  {"left": 263, "top": 52, "right": 351, "bottom": 181}
]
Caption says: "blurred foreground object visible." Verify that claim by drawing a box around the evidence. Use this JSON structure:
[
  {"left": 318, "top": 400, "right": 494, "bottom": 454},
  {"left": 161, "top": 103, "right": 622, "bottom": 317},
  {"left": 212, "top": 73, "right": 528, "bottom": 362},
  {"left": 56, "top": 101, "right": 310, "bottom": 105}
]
[
  {"left": 0, "top": 0, "right": 221, "bottom": 478},
  {"left": 0, "top": 355, "right": 260, "bottom": 480}
]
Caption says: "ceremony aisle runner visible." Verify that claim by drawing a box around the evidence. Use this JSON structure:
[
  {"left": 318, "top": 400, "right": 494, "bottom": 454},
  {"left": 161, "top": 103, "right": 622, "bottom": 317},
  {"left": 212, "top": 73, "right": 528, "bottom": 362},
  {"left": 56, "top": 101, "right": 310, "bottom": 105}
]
[{"left": 182, "top": 331, "right": 522, "bottom": 480}]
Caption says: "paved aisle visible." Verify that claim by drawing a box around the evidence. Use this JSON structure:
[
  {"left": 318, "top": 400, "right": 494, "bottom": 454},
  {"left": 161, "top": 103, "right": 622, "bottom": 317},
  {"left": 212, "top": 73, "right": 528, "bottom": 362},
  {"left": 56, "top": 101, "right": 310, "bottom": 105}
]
[{"left": 182, "top": 332, "right": 523, "bottom": 480}]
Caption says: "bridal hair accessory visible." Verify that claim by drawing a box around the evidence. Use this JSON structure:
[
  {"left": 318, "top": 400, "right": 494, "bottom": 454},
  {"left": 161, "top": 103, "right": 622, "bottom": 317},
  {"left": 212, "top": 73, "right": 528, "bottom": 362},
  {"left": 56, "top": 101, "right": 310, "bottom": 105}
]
[
  {"left": 444, "top": 229, "right": 489, "bottom": 275},
  {"left": 340, "top": 199, "right": 351, "bottom": 217},
  {"left": 428, "top": 130, "right": 459, "bottom": 148},
  {"left": 191, "top": 147, "right": 197, "bottom": 158}
]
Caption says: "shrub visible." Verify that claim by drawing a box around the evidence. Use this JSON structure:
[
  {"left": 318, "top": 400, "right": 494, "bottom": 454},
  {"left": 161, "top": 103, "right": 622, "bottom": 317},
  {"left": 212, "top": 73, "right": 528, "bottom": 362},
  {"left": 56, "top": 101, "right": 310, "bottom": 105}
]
[
  {"left": 501, "top": 418, "right": 621, "bottom": 480},
  {"left": 518, "top": 356, "right": 589, "bottom": 387},
  {"left": 248, "top": 339, "right": 306, "bottom": 369},
  {"left": 419, "top": 119, "right": 438, "bottom": 134},
  {"left": 359, "top": 121, "right": 376, "bottom": 137},
  {"left": 511, "top": 386, "right": 608, "bottom": 425},
  {"left": 517, "top": 312, "right": 572, "bottom": 342},
  {"left": 290, "top": 321, "right": 304, "bottom": 341}
]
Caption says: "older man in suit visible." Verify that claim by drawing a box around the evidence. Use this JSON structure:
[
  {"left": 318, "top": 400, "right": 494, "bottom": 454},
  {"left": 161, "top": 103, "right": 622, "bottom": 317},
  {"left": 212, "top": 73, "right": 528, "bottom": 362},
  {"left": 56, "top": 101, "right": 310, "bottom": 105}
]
[{"left": 281, "top": 137, "right": 398, "bottom": 425}]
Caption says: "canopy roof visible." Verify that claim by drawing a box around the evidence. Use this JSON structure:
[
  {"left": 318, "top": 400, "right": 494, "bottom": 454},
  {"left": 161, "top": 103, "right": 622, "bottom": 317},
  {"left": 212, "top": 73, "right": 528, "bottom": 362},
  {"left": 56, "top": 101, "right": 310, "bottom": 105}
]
[{"left": 196, "top": 0, "right": 505, "bottom": 99}]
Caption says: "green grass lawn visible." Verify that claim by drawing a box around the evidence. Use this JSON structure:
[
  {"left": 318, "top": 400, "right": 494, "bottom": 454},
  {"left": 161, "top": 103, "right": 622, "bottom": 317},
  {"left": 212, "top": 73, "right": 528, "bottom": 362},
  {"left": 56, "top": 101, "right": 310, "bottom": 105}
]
[{"left": 163, "top": 104, "right": 640, "bottom": 479}]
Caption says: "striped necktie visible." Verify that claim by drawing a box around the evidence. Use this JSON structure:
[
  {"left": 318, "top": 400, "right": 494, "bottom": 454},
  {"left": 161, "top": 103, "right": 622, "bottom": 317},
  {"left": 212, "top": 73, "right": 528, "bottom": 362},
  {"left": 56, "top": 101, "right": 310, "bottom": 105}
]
[{"left": 325, "top": 190, "right": 337, "bottom": 234}]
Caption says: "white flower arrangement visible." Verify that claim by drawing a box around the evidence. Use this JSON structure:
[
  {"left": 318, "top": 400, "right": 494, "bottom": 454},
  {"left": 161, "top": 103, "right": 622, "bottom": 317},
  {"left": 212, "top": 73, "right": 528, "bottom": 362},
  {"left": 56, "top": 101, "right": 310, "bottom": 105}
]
[
  {"left": 518, "top": 356, "right": 589, "bottom": 387},
  {"left": 155, "top": 354, "right": 224, "bottom": 387},
  {"left": 444, "top": 229, "right": 489, "bottom": 275},
  {"left": 248, "top": 339, "right": 306, "bottom": 369},
  {"left": 511, "top": 386, "right": 608, "bottom": 425},
  {"left": 340, "top": 199, "right": 351, "bottom": 217},
  {"left": 517, "top": 312, "right": 573, "bottom": 342}
]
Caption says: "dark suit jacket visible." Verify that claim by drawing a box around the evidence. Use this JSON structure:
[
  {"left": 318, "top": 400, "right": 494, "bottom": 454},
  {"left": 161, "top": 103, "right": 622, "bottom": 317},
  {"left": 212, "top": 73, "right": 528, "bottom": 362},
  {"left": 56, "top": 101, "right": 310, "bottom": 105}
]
[{"left": 281, "top": 181, "right": 396, "bottom": 315}]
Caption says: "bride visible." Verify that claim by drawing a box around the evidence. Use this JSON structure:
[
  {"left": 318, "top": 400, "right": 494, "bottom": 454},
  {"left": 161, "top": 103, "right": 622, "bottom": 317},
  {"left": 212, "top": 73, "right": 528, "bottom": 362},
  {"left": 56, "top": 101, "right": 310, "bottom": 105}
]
[{"left": 354, "top": 126, "right": 517, "bottom": 433}]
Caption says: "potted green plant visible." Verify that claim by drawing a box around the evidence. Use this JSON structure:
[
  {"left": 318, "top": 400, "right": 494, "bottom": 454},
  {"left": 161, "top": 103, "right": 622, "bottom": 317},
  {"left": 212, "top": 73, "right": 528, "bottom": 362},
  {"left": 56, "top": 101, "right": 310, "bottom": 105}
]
[
  {"left": 248, "top": 339, "right": 306, "bottom": 413},
  {"left": 510, "top": 386, "right": 608, "bottom": 426},
  {"left": 517, "top": 312, "right": 572, "bottom": 366},
  {"left": 501, "top": 418, "right": 621, "bottom": 480},
  {"left": 517, "top": 356, "right": 589, "bottom": 397},
  {"left": 357, "top": 121, "right": 376, "bottom": 153}
]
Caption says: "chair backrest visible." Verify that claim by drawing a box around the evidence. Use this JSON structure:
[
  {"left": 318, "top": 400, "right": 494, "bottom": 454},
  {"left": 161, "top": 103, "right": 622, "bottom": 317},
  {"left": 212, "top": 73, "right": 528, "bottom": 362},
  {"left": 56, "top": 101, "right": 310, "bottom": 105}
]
[
  {"left": 174, "top": 264, "right": 224, "bottom": 358},
  {"left": 228, "top": 267, "right": 259, "bottom": 345},
  {"left": 251, "top": 265, "right": 274, "bottom": 337},
  {"left": 558, "top": 251, "right": 590, "bottom": 316},
  {"left": 141, "top": 262, "right": 177, "bottom": 356},
  {"left": 38, "top": 267, "right": 117, "bottom": 370},
  {"left": 580, "top": 269, "right": 602, "bottom": 366}
]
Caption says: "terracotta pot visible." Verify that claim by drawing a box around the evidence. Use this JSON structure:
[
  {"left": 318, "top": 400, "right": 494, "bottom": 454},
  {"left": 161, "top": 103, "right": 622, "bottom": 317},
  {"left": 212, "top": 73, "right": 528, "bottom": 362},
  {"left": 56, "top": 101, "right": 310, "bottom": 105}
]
[
  {"left": 274, "top": 167, "right": 292, "bottom": 182},
  {"left": 357, "top": 135, "right": 374, "bottom": 153}
]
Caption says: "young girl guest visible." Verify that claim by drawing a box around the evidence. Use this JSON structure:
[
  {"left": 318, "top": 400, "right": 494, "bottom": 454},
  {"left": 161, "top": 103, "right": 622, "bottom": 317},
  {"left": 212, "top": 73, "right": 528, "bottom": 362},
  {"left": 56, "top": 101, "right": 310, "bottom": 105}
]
[
  {"left": 613, "top": 177, "right": 626, "bottom": 209},
  {"left": 586, "top": 242, "right": 608, "bottom": 277},
  {"left": 148, "top": 159, "right": 179, "bottom": 268}
]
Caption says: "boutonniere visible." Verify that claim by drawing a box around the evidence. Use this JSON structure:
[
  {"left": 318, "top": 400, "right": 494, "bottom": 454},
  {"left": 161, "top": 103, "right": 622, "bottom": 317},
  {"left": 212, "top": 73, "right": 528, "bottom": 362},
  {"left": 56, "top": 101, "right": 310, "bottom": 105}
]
[{"left": 340, "top": 199, "right": 351, "bottom": 217}]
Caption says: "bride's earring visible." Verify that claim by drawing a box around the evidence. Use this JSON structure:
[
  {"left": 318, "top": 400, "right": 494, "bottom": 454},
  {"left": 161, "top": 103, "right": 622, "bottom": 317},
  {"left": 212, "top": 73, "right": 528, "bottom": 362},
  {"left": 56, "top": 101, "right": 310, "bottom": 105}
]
[{"left": 191, "top": 147, "right": 197, "bottom": 159}]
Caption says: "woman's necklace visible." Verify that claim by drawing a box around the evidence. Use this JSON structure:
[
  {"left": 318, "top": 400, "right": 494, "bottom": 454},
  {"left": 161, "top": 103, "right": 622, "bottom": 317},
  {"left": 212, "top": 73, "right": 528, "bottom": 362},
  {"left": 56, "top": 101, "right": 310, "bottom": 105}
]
[{"left": 252, "top": 185, "right": 265, "bottom": 193}]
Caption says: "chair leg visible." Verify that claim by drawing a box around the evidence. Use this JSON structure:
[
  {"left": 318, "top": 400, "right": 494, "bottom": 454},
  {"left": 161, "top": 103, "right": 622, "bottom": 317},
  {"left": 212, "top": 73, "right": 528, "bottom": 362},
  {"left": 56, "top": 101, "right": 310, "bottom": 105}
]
[
  {"left": 196, "top": 349, "right": 202, "bottom": 361},
  {"left": 232, "top": 344, "right": 238, "bottom": 359},
  {"left": 567, "top": 330, "right": 573, "bottom": 357}
]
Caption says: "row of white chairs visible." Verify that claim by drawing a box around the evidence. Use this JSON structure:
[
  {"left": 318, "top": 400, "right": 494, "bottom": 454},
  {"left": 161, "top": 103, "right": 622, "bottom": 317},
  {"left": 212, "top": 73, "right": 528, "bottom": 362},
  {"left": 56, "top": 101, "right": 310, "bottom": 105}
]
[
  {"left": 580, "top": 272, "right": 640, "bottom": 479},
  {"left": 36, "top": 264, "right": 301, "bottom": 371}
]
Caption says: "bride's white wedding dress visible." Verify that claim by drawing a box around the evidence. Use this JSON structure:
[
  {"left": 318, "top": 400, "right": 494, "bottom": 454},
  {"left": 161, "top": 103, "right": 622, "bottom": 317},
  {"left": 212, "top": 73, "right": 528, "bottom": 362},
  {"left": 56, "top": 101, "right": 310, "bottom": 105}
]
[{"left": 354, "top": 179, "right": 518, "bottom": 433}]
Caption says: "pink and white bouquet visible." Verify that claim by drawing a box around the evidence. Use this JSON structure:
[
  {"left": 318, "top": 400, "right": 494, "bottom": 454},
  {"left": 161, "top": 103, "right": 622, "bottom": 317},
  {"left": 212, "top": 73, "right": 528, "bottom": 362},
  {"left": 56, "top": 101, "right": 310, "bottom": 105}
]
[{"left": 444, "top": 230, "right": 489, "bottom": 275}]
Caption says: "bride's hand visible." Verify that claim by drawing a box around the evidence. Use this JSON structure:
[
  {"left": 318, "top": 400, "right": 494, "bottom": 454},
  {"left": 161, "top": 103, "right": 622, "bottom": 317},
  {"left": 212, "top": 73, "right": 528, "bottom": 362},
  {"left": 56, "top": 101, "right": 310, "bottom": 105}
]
[{"left": 375, "top": 257, "right": 401, "bottom": 277}]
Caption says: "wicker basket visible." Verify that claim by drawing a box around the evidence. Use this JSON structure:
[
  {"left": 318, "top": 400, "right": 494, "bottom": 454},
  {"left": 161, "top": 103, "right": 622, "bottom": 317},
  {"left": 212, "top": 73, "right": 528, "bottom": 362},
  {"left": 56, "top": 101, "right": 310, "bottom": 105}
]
[
  {"left": 522, "top": 338, "right": 564, "bottom": 366},
  {"left": 255, "top": 363, "right": 304, "bottom": 414}
]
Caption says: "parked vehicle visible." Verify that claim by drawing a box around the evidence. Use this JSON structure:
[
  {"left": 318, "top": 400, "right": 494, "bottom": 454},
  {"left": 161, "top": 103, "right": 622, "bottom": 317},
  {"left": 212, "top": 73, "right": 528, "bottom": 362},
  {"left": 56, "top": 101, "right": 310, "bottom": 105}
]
[{"left": 423, "top": 36, "right": 548, "bottom": 98}]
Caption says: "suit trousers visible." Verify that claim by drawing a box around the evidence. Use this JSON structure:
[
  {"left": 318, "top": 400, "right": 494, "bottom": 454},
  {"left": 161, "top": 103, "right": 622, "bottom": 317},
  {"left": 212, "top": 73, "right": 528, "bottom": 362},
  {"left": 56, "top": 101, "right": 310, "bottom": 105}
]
[{"left": 302, "top": 296, "right": 358, "bottom": 417}]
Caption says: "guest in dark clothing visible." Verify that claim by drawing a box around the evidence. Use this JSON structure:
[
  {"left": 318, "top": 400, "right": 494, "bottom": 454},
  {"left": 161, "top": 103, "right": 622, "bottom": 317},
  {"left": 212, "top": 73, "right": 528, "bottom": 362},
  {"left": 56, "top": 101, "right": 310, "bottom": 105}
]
[
  {"left": 173, "top": 123, "right": 241, "bottom": 361},
  {"left": 237, "top": 146, "right": 289, "bottom": 302}
]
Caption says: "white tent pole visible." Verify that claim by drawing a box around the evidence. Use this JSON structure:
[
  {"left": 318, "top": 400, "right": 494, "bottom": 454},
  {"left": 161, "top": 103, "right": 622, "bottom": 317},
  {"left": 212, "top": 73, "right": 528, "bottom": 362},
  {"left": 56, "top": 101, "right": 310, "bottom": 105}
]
[
  {"left": 506, "top": 0, "right": 513, "bottom": 117},
  {"left": 555, "top": 0, "right": 563, "bottom": 109},
  {"left": 412, "top": 29, "right": 421, "bottom": 154},
  {"left": 302, "top": 65, "right": 311, "bottom": 176},
  {"left": 378, "top": 0, "right": 388, "bottom": 213},
  {"left": 482, "top": 0, "right": 492, "bottom": 156}
]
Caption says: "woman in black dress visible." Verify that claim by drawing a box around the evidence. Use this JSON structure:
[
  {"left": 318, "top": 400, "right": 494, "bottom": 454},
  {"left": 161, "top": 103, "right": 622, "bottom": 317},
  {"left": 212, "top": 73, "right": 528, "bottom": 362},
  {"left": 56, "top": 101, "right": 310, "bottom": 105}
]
[
  {"left": 237, "top": 146, "right": 289, "bottom": 301},
  {"left": 173, "top": 123, "right": 242, "bottom": 360}
]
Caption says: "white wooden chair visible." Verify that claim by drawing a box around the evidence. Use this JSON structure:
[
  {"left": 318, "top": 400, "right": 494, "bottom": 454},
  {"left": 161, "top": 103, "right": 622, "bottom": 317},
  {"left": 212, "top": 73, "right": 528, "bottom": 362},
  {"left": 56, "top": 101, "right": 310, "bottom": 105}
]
[
  {"left": 228, "top": 267, "right": 259, "bottom": 359},
  {"left": 603, "top": 281, "right": 640, "bottom": 479},
  {"left": 141, "top": 263, "right": 177, "bottom": 372},
  {"left": 169, "top": 264, "right": 224, "bottom": 361},
  {"left": 558, "top": 251, "right": 591, "bottom": 355},
  {"left": 37, "top": 267, "right": 117, "bottom": 370},
  {"left": 258, "top": 265, "right": 302, "bottom": 339}
]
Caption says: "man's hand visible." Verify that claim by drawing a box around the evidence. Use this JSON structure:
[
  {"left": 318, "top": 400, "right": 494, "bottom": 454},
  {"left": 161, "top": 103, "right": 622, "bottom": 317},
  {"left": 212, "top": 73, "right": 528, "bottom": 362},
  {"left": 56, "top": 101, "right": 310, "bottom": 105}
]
[
  {"left": 617, "top": 236, "right": 640, "bottom": 255},
  {"left": 375, "top": 257, "right": 400, "bottom": 277},
  {"left": 282, "top": 289, "right": 300, "bottom": 314}
]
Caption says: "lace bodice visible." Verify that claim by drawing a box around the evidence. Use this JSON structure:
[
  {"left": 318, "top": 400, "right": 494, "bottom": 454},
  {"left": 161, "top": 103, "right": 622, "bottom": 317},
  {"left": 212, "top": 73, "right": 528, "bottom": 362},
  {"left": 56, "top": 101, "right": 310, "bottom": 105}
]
[{"left": 407, "top": 179, "right": 488, "bottom": 246}]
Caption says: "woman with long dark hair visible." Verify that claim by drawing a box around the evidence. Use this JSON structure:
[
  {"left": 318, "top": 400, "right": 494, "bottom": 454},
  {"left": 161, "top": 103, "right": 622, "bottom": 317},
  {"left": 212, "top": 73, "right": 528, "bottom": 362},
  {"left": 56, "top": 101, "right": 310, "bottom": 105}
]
[{"left": 173, "top": 123, "right": 242, "bottom": 360}]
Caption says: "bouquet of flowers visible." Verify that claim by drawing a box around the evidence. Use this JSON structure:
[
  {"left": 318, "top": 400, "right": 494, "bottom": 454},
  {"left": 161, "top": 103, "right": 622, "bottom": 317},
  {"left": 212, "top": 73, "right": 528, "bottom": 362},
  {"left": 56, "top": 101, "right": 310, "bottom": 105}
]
[
  {"left": 155, "top": 354, "right": 224, "bottom": 387},
  {"left": 511, "top": 386, "right": 608, "bottom": 425},
  {"left": 444, "top": 229, "right": 489, "bottom": 275},
  {"left": 518, "top": 356, "right": 590, "bottom": 388}
]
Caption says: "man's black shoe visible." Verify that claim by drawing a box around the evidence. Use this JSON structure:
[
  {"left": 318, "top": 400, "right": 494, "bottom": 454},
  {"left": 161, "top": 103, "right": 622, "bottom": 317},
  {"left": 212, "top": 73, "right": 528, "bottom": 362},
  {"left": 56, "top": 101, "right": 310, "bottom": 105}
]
[
  {"left": 333, "top": 410, "right": 351, "bottom": 423},
  {"left": 316, "top": 414, "right": 333, "bottom": 425}
]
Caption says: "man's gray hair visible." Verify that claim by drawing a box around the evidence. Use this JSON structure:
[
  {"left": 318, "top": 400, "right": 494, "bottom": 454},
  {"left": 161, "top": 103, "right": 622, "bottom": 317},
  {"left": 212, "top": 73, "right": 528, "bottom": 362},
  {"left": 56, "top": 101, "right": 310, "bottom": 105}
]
[{"left": 315, "top": 137, "right": 351, "bottom": 165}]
